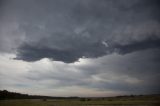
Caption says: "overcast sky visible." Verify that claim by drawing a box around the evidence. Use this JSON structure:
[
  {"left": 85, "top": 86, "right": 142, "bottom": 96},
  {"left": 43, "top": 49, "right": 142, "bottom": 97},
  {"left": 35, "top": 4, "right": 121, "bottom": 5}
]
[{"left": 0, "top": 0, "right": 160, "bottom": 97}]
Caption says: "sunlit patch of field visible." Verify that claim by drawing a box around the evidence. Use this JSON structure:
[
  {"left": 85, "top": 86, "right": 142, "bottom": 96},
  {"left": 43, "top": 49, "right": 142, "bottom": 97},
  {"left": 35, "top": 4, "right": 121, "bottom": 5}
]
[{"left": 0, "top": 99, "right": 160, "bottom": 106}]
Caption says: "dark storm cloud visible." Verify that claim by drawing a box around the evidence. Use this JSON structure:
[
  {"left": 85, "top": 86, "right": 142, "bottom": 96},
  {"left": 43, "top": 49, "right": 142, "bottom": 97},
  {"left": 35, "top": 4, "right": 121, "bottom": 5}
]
[
  {"left": 10, "top": 0, "right": 160, "bottom": 63},
  {"left": 15, "top": 41, "right": 107, "bottom": 63},
  {"left": 107, "top": 37, "right": 160, "bottom": 54},
  {"left": 0, "top": 0, "right": 160, "bottom": 63},
  {"left": 16, "top": 36, "right": 160, "bottom": 63}
]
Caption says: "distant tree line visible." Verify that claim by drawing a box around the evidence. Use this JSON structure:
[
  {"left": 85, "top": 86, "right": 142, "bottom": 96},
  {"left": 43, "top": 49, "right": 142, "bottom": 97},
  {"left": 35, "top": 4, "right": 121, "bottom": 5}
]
[
  {"left": 0, "top": 90, "right": 79, "bottom": 100},
  {"left": 0, "top": 90, "right": 160, "bottom": 100}
]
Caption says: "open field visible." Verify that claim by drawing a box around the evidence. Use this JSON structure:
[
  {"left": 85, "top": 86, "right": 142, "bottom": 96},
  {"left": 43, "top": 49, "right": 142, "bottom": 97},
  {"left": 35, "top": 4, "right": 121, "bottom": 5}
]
[
  {"left": 1, "top": 90, "right": 160, "bottom": 106},
  {"left": 1, "top": 98, "right": 160, "bottom": 106}
]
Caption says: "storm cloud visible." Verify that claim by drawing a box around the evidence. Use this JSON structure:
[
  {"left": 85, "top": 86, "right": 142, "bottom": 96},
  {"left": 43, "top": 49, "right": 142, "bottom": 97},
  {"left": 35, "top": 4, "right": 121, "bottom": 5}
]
[
  {"left": 0, "top": 0, "right": 160, "bottom": 96},
  {"left": 0, "top": 0, "right": 160, "bottom": 62}
]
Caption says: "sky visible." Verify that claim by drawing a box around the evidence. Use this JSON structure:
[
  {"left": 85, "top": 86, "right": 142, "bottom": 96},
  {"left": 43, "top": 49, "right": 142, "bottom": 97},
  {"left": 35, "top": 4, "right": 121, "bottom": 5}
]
[{"left": 0, "top": 0, "right": 160, "bottom": 97}]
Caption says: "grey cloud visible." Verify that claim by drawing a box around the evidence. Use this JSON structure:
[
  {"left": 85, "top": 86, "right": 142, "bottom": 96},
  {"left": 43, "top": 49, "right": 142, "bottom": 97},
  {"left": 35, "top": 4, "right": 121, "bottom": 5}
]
[
  {"left": 15, "top": 41, "right": 107, "bottom": 63},
  {"left": 1, "top": 0, "right": 160, "bottom": 96},
  {"left": 1, "top": 0, "right": 160, "bottom": 61},
  {"left": 22, "top": 48, "right": 160, "bottom": 94},
  {"left": 7, "top": 0, "right": 159, "bottom": 63},
  {"left": 15, "top": 36, "right": 160, "bottom": 63},
  {"left": 107, "top": 37, "right": 160, "bottom": 54},
  {"left": 0, "top": 48, "right": 159, "bottom": 95}
]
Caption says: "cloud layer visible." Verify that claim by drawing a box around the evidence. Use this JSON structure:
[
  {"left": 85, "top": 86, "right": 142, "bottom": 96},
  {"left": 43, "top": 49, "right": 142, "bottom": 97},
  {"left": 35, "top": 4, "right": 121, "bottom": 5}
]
[
  {"left": 0, "top": 0, "right": 160, "bottom": 62},
  {"left": 0, "top": 49, "right": 160, "bottom": 96},
  {"left": 0, "top": 0, "right": 160, "bottom": 96}
]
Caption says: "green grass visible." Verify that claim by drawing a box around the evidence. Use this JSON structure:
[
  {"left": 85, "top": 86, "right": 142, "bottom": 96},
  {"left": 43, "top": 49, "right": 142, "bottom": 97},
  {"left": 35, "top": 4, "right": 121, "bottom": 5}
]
[{"left": 0, "top": 99, "right": 160, "bottom": 106}]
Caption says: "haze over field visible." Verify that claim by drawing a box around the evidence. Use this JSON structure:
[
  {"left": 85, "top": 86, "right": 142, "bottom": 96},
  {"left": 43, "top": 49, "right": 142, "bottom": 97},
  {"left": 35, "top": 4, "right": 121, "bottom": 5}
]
[{"left": 0, "top": 0, "right": 160, "bottom": 97}]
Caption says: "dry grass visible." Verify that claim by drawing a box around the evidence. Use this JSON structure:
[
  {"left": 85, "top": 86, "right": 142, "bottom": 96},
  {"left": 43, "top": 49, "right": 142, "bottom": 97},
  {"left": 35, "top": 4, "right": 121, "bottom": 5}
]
[{"left": 0, "top": 99, "right": 160, "bottom": 106}]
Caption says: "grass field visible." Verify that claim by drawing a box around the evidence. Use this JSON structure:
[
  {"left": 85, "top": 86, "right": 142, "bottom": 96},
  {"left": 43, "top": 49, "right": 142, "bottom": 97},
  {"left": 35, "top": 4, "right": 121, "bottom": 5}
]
[{"left": 0, "top": 98, "right": 160, "bottom": 106}]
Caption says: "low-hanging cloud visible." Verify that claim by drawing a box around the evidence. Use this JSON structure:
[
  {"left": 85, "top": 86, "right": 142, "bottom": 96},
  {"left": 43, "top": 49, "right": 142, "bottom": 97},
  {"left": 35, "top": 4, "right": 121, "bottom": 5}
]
[{"left": 0, "top": 0, "right": 160, "bottom": 63}]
